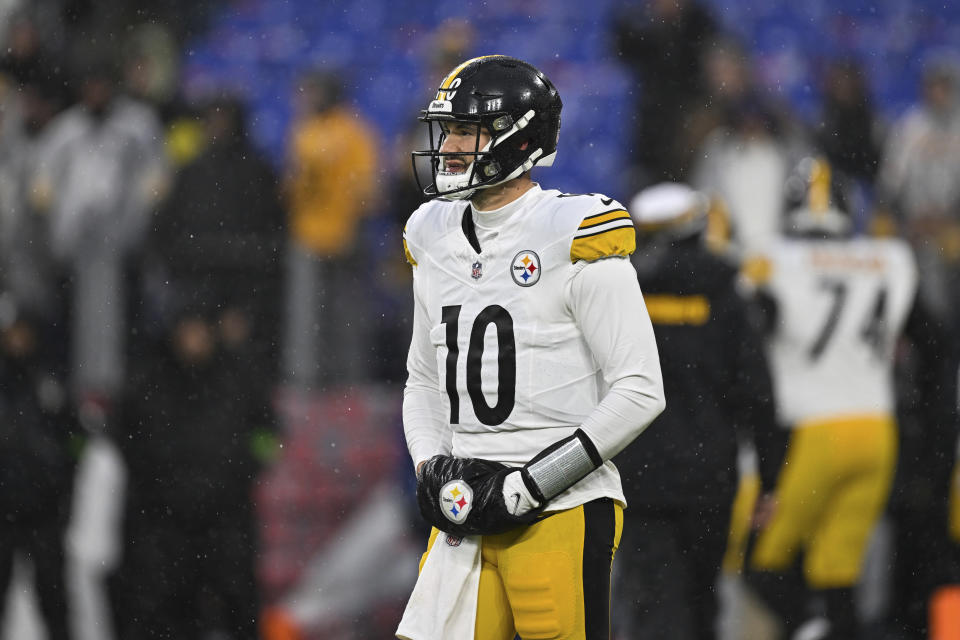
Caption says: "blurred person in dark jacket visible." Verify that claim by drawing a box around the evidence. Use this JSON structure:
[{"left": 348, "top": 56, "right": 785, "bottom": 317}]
[
  {"left": 884, "top": 301, "right": 960, "bottom": 639},
  {"left": 816, "top": 59, "right": 881, "bottom": 188},
  {"left": 0, "top": 291, "right": 77, "bottom": 640},
  {"left": 612, "top": 183, "right": 779, "bottom": 640},
  {"left": 109, "top": 306, "right": 276, "bottom": 640},
  {"left": 814, "top": 58, "right": 883, "bottom": 235},
  {"left": 0, "top": 9, "right": 66, "bottom": 93},
  {"left": 613, "top": 0, "right": 720, "bottom": 185},
  {"left": 0, "top": 45, "right": 76, "bottom": 640},
  {"left": 148, "top": 94, "right": 285, "bottom": 374}
]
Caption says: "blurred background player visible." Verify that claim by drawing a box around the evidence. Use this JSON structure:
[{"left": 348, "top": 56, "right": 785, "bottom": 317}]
[
  {"left": 743, "top": 157, "right": 917, "bottom": 639},
  {"left": 613, "top": 182, "right": 778, "bottom": 640}
]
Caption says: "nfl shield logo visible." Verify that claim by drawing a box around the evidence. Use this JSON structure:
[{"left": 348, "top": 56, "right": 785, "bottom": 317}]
[{"left": 471, "top": 261, "right": 483, "bottom": 280}]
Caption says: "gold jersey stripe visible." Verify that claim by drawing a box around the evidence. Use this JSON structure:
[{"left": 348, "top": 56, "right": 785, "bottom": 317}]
[
  {"left": 577, "top": 209, "right": 631, "bottom": 231},
  {"left": 644, "top": 294, "right": 712, "bottom": 326},
  {"left": 794, "top": 412, "right": 892, "bottom": 432},
  {"left": 403, "top": 236, "right": 417, "bottom": 266},
  {"left": 570, "top": 226, "right": 636, "bottom": 262}
]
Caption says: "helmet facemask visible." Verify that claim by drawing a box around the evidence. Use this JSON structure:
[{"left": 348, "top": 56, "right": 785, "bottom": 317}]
[
  {"left": 412, "top": 109, "right": 556, "bottom": 201},
  {"left": 412, "top": 115, "right": 496, "bottom": 200}
]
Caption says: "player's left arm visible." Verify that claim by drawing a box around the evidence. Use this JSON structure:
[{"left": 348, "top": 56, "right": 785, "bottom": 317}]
[
  {"left": 504, "top": 256, "right": 666, "bottom": 516},
  {"left": 567, "top": 257, "right": 666, "bottom": 459}
]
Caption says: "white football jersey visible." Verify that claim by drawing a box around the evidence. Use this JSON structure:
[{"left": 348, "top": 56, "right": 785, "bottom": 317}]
[
  {"left": 761, "top": 237, "right": 918, "bottom": 427},
  {"left": 403, "top": 185, "right": 662, "bottom": 510}
]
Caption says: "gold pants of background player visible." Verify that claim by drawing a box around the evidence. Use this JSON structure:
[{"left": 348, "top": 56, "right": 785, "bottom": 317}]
[{"left": 749, "top": 414, "right": 897, "bottom": 588}]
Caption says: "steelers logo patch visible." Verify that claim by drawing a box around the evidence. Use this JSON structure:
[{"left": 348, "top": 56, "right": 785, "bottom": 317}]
[
  {"left": 440, "top": 480, "right": 474, "bottom": 524},
  {"left": 511, "top": 251, "right": 541, "bottom": 287}
]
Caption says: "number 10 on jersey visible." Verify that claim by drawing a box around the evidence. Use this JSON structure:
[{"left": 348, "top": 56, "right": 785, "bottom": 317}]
[{"left": 441, "top": 305, "right": 517, "bottom": 426}]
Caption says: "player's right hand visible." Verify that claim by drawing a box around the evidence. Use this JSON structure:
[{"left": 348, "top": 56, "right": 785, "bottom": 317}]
[{"left": 416, "top": 455, "right": 544, "bottom": 536}]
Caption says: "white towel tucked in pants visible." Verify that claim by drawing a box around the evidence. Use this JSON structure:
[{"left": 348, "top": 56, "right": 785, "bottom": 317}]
[{"left": 396, "top": 532, "right": 482, "bottom": 640}]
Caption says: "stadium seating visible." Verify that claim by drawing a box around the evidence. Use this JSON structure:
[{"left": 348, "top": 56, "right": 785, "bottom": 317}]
[{"left": 180, "top": 0, "right": 958, "bottom": 205}]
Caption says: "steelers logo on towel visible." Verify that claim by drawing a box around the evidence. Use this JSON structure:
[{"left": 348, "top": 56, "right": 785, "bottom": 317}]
[
  {"left": 511, "top": 251, "right": 541, "bottom": 287},
  {"left": 440, "top": 480, "right": 474, "bottom": 524}
]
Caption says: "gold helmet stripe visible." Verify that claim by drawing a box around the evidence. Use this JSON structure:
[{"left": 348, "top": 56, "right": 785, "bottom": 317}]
[{"left": 808, "top": 157, "right": 832, "bottom": 214}]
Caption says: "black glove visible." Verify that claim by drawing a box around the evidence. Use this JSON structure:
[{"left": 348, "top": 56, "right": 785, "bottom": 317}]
[{"left": 416, "top": 454, "right": 545, "bottom": 536}]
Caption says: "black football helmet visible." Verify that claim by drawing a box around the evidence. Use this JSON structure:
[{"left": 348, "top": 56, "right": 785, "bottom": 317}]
[{"left": 412, "top": 55, "right": 563, "bottom": 200}]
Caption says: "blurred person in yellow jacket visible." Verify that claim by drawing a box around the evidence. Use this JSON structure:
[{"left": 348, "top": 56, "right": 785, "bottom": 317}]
[{"left": 283, "top": 68, "right": 378, "bottom": 389}]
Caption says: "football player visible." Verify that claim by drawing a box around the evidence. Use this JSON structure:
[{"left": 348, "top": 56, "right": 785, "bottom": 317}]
[
  {"left": 396, "top": 55, "right": 665, "bottom": 640},
  {"left": 744, "top": 157, "right": 918, "bottom": 639}
]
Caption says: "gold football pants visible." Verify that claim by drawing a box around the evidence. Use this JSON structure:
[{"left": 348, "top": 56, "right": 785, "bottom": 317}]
[
  {"left": 749, "top": 414, "right": 897, "bottom": 588},
  {"left": 420, "top": 498, "right": 623, "bottom": 639}
]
